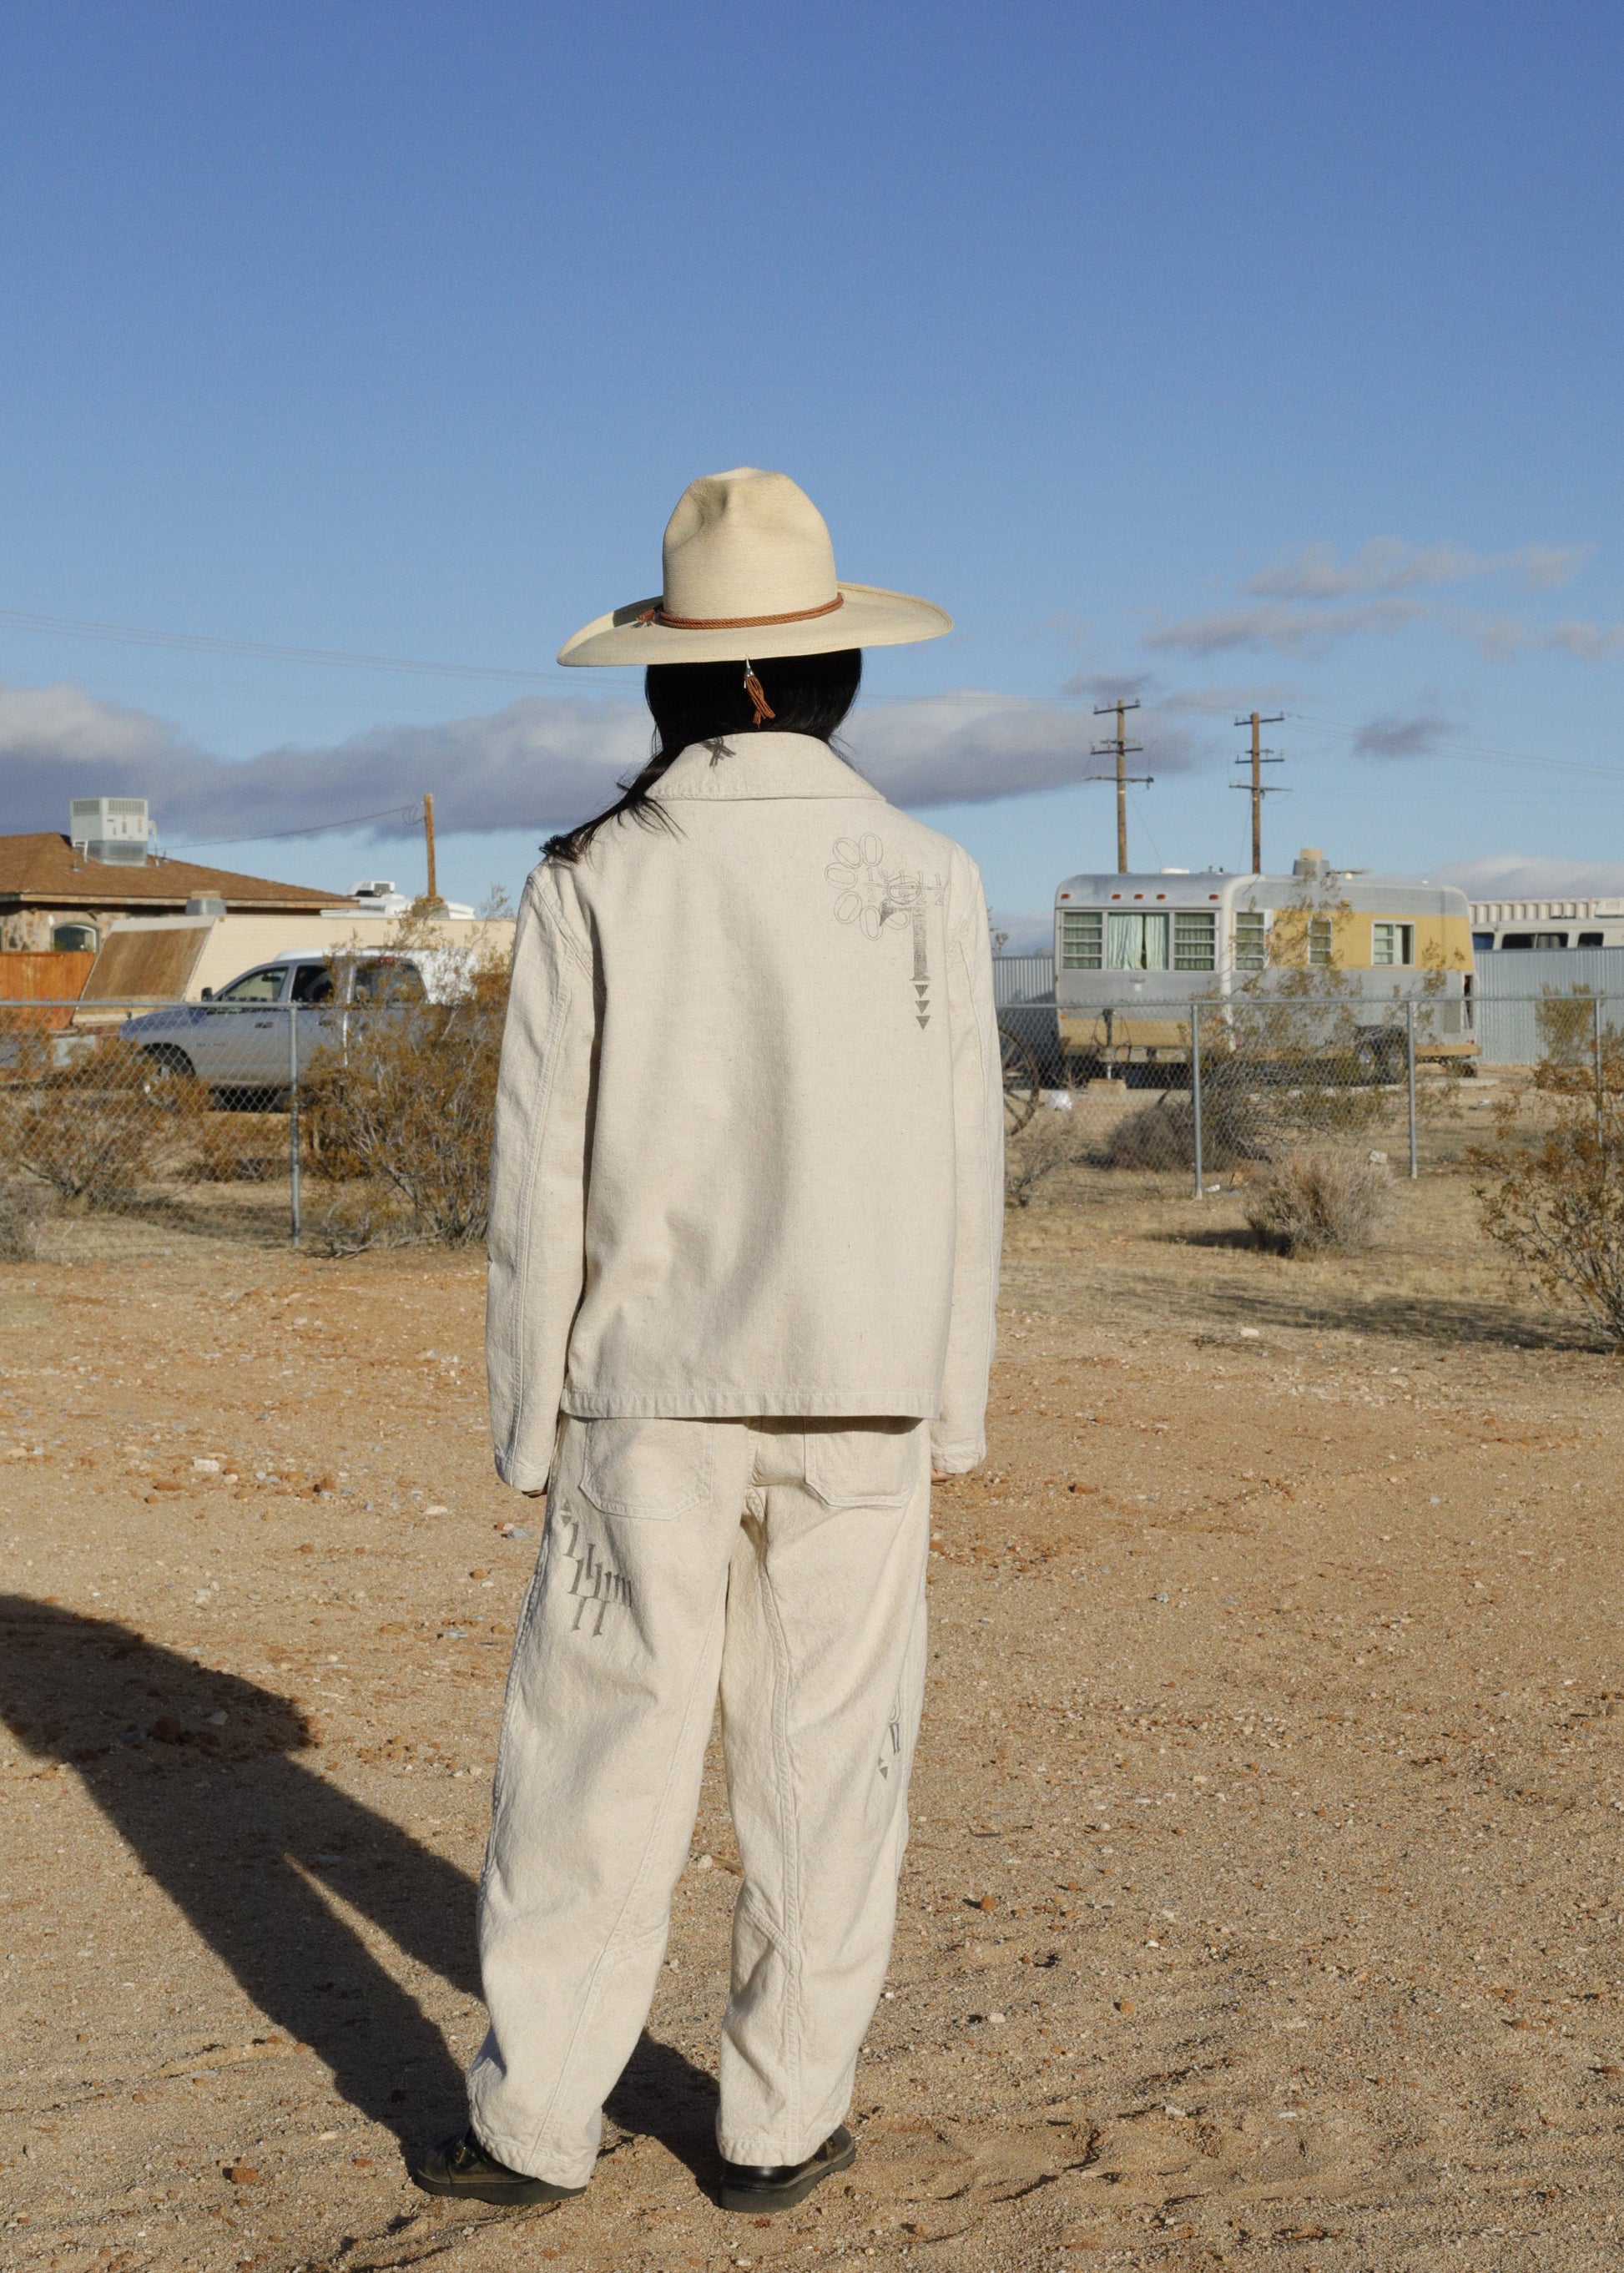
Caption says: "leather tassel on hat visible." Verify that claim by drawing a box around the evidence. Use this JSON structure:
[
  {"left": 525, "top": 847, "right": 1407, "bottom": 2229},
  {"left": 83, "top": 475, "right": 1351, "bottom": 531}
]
[{"left": 743, "top": 663, "right": 776, "bottom": 727}]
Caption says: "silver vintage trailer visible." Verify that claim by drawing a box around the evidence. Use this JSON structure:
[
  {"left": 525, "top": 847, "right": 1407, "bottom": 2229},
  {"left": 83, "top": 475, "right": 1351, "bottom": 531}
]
[{"left": 1045, "top": 849, "right": 1476, "bottom": 1079}]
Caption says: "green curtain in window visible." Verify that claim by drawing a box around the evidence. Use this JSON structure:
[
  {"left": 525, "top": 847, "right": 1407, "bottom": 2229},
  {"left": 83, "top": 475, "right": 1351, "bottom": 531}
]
[{"left": 1107, "top": 912, "right": 1169, "bottom": 970}]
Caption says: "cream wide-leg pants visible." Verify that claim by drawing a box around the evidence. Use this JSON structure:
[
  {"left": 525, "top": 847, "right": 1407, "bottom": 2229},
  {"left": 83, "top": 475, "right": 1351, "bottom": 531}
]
[{"left": 467, "top": 1414, "right": 931, "bottom": 2189}]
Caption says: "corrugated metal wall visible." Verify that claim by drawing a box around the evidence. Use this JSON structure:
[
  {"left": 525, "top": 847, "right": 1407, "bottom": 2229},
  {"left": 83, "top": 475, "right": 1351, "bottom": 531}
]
[
  {"left": 1473, "top": 946, "right": 1624, "bottom": 1063},
  {"left": 994, "top": 946, "right": 1624, "bottom": 1061},
  {"left": 991, "top": 952, "right": 1055, "bottom": 1008}
]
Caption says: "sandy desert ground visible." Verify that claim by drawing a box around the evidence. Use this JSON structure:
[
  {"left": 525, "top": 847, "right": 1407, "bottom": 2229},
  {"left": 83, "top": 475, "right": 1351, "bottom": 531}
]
[{"left": 2, "top": 1172, "right": 1621, "bottom": 2272}]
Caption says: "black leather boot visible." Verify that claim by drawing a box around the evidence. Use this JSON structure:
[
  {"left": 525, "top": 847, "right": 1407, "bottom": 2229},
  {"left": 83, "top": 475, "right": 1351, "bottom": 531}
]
[
  {"left": 719, "top": 2124, "right": 856, "bottom": 2213},
  {"left": 410, "top": 2128, "right": 588, "bottom": 2207}
]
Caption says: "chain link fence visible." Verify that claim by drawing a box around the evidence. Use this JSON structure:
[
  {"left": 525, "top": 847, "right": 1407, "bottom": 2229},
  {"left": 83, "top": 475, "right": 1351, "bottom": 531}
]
[
  {"left": 1, "top": 982, "right": 1617, "bottom": 1259},
  {"left": 0, "top": 988, "right": 502, "bottom": 1256},
  {"left": 999, "top": 990, "right": 1624, "bottom": 1197}
]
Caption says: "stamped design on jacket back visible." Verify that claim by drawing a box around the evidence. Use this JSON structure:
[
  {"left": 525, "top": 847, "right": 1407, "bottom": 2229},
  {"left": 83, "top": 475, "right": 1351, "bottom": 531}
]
[{"left": 825, "top": 835, "right": 943, "bottom": 1027}]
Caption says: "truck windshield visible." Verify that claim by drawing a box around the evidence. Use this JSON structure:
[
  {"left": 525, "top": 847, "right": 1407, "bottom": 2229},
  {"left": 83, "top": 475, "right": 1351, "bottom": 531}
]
[{"left": 214, "top": 967, "right": 285, "bottom": 1003}]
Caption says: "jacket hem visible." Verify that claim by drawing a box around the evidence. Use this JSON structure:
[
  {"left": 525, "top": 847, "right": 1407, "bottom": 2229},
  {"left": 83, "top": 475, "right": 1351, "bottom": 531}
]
[{"left": 560, "top": 1386, "right": 941, "bottom": 1421}]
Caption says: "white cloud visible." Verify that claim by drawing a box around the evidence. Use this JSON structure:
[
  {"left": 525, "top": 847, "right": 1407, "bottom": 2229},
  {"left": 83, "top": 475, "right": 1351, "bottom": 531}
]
[
  {"left": 1145, "top": 598, "right": 1428, "bottom": 658},
  {"left": 1060, "top": 670, "right": 1156, "bottom": 705},
  {"left": 1145, "top": 539, "right": 1602, "bottom": 663},
  {"left": 1434, "top": 854, "right": 1624, "bottom": 899},
  {"left": 1541, "top": 619, "right": 1624, "bottom": 661},
  {"left": 1451, "top": 612, "right": 1624, "bottom": 662},
  {"left": 1351, "top": 707, "right": 1457, "bottom": 759},
  {"left": 0, "top": 682, "right": 181, "bottom": 767},
  {"left": 1245, "top": 538, "right": 1590, "bottom": 600},
  {"left": 0, "top": 681, "right": 648, "bottom": 848},
  {"left": 0, "top": 678, "right": 1208, "bottom": 852},
  {"left": 844, "top": 690, "right": 1200, "bottom": 808},
  {"left": 1155, "top": 682, "right": 1295, "bottom": 716}
]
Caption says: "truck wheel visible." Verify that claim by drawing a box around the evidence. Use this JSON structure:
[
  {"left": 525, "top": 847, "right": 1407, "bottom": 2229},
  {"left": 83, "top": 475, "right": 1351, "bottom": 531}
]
[{"left": 140, "top": 1044, "right": 194, "bottom": 1078}]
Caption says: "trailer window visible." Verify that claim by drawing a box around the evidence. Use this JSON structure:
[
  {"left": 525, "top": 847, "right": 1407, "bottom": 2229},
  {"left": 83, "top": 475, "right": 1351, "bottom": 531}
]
[
  {"left": 1233, "top": 910, "right": 1267, "bottom": 971},
  {"left": 1107, "top": 912, "right": 1168, "bottom": 970},
  {"left": 1058, "top": 910, "right": 1103, "bottom": 969},
  {"left": 1309, "top": 915, "right": 1334, "bottom": 967},
  {"left": 1372, "top": 921, "right": 1415, "bottom": 967},
  {"left": 1173, "top": 911, "right": 1215, "bottom": 970}
]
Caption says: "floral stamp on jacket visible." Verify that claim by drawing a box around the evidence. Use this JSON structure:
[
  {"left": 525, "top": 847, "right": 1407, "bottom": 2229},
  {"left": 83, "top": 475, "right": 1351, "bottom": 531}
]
[{"left": 825, "top": 835, "right": 942, "bottom": 1027}]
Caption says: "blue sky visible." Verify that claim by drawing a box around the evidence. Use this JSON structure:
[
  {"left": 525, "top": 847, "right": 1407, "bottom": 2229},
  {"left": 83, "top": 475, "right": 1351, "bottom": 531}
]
[{"left": 3, "top": 2, "right": 1622, "bottom": 940}]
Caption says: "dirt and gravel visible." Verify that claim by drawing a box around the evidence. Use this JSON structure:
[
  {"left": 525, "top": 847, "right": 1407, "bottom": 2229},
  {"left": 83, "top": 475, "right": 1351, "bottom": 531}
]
[{"left": 3, "top": 1173, "right": 1621, "bottom": 2272}]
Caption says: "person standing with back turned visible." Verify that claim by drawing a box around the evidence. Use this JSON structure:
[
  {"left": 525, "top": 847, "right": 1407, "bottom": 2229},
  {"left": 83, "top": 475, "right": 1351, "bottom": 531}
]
[{"left": 412, "top": 468, "right": 1002, "bottom": 2217}]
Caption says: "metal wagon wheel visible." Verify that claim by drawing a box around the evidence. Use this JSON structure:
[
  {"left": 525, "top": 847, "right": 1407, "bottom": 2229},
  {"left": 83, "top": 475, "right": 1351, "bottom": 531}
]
[{"left": 999, "top": 1023, "right": 1043, "bottom": 1135}]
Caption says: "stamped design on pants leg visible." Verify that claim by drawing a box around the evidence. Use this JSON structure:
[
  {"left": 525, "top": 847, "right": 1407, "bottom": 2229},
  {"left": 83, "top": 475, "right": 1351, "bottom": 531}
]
[
  {"left": 878, "top": 1703, "right": 903, "bottom": 1780},
  {"left": 557, "top": 1517, "right": 633, "bottom": 1635}
]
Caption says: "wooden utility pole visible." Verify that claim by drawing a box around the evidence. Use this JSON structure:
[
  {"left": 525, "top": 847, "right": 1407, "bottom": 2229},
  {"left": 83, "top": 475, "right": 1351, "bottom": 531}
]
[
  {"left": 1231, "top": 711, "right": 1284, "bottom": 874},
  {"left": 1088, "top": 699, "right": 1152, "bottom": 874},
  {"left": 422, "top": 793, "right": 438, "bottom": 906}
]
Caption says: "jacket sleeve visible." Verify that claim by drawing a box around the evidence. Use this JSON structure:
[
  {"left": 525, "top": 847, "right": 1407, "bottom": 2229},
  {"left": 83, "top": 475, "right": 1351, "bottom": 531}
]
[
  {"left": 931, "top": 864, "right": 1004, "bottom": 1472},
  {"left": 485, "top": 866, "right": 596, "bottom": 1493}
]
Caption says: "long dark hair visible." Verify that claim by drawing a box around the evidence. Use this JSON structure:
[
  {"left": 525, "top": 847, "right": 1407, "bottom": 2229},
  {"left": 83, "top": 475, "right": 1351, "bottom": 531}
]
[{"left": 545, "top": 648, "right": 862, "bottom": 863}]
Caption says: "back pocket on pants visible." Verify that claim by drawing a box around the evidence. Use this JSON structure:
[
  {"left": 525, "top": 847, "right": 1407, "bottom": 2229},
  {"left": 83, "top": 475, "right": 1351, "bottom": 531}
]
[
  {"left": 802, "top": 1419, "right": 922, "bottom": 1509},
  {"left": 577, "top": 1417, "right": 713, "bottom": 1519}
]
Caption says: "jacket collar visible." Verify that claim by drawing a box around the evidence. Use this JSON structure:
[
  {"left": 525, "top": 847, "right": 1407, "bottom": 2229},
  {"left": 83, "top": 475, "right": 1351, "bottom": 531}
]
[{"left": 647, "top": 731, "right": 882, "bottom": 803}]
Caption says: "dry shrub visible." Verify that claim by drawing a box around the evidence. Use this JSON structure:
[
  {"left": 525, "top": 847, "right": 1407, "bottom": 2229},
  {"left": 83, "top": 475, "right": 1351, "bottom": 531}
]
[
  {"left": 0, "top": 1177, "right": 54, "bottom": 1260},
  {"left": 1244, "top": 1148, "right": 1393, "bottom": 1256},
  {"left": 307, "top": 1182, "right": 412, "bottom": 1257},
  {"left": 301, "top": 956, "right": 507, "bottom": 1246},
  {"left": 0, "top": 1037, "right": 206, "bottom": 1207},
  {"left": 184, "top": 1113, "right": 285, "bottom": 1184},
  {"left": 1005, "top": 1102, "right": 1092, "bottom": 1207},
  {"left": 1097, "top": 1081, "right": 1273, "bottom": 1173},
  {"left": 1470, "top": 1030, "right": 1624, "bottom": 1345}
]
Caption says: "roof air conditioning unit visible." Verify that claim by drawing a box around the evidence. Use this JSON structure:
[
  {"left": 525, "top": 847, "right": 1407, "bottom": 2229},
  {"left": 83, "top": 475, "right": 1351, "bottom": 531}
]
[{"left": 70, "top": 796, "right": 155, "bottom": 866}]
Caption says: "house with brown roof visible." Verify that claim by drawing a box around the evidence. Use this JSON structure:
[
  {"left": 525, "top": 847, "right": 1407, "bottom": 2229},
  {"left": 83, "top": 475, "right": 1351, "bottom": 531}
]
[{"left": 0, "top": 799, "right": 350, "bottom": 953}]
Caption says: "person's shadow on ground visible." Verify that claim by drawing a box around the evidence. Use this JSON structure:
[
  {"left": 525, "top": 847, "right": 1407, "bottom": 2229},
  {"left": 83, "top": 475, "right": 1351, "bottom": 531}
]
[{"left": 0, "top": 1595, "right": 717, "bottom": 2178}]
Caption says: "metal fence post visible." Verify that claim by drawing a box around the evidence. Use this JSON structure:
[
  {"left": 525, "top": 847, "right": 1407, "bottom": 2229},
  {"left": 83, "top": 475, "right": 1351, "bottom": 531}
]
[
  {"left": 1190, "top": 998, "right": 1203, "bottom": 1198},
  {"left": 1405, "top": 999, "right": 1418, "bottom": 1180},
  {"left": 288, "top": 1001, "right": 302, "bottom": 1244},
  {"left": 1596, "top": 993, "right": 1606, "bottom": 1135}
]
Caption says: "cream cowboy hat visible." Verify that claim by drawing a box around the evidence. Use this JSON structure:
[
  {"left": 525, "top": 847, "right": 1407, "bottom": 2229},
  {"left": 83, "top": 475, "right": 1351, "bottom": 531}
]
[{"left": 557, "top": 466, "right": 952, "bottom": 666}]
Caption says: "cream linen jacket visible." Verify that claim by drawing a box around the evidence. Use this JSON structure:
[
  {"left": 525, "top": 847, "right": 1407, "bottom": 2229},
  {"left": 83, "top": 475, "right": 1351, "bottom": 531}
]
[{"left": 486, "top": 732, "right": 1003, "bottom": 1491}]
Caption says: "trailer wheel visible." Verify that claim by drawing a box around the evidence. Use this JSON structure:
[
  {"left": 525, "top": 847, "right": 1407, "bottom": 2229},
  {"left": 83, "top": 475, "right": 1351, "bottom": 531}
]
[
  {"left": 1355, "top": 1031, "right": 1405, "bottom": 1085},
  {"left": 999, "top": 1024, "right": 1042, "bottom": 1134}
]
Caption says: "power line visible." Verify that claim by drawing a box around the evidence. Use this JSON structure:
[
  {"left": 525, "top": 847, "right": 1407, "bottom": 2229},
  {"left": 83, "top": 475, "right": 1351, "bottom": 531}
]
[
  {"left": 0, "top": 607, "right": 599, "bottom": 686},
  {"left": 167, "top": 801, "right": 425, "bottom": 852},
  {"left": 1287, "top": 710, "right": 1624, "bottom": 784}
]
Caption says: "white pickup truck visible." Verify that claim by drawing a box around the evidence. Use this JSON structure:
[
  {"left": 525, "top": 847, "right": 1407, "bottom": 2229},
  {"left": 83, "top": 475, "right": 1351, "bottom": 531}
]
[{"left": 120, "top": 950, "right": 431, "bottom": 1100}]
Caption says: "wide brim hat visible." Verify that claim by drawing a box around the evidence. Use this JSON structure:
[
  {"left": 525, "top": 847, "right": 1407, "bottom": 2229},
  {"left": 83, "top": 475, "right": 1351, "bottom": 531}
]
[{"left": 557, "top": 466, "right": 952, "bottom": 666}]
